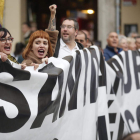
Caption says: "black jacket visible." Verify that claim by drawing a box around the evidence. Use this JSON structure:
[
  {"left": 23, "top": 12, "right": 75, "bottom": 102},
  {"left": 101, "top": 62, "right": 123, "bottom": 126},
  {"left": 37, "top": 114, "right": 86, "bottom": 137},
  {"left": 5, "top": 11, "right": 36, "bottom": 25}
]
[{"left": 53, "top": 39, "right": 84, "bottom": 58}]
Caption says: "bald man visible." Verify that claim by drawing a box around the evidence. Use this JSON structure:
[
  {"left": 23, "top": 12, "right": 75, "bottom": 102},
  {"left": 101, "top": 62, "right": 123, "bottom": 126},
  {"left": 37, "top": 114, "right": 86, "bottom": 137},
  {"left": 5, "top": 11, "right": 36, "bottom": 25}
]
[{"left": 103, "top": 32, "right": 122, "bottom": 61}]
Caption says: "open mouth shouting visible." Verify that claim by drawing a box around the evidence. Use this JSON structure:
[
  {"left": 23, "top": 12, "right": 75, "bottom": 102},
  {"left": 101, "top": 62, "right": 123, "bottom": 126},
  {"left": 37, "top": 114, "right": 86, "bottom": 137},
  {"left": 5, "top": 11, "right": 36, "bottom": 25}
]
[
  {"left": 4, "top": 46, "right": 11, "bottom": 52},
  {"left": 38, "top": 49, "right": 45, "bottom": 56},
  {"left": 32, "top": 37, "right": 49, "bottom": 59}
]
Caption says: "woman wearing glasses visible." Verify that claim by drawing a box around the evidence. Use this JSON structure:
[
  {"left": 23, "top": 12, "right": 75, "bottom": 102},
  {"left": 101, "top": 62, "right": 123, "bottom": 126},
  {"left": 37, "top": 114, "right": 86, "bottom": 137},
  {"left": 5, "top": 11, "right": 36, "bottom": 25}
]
[
  {"left": 0, "top": 4, "right": 58, "bottom": 70},
  {"left": 0, "top": 27, "right": 26, "bottom": 69},
  {"left": 21, "top": 4, "right": 58, "bottom": 69}
]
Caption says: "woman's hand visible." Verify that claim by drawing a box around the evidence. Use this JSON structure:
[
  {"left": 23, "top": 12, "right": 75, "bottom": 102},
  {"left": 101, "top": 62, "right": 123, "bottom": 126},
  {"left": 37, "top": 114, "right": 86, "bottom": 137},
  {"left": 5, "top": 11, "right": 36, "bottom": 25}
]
[
  {"left": 19, "top": 63, "right": 26, "bottom": 70},
  {"left": 42, "top": 57, "right": 48, "bottom": 64},
  {"left": 0, "top": 52, "right": 7, "bottom": 62},
  {"left": 49, "top": 4, "right": 57, "bottom": 15},
  {"left": 31, "top": 63, "right": 39, "bottom": 70}
]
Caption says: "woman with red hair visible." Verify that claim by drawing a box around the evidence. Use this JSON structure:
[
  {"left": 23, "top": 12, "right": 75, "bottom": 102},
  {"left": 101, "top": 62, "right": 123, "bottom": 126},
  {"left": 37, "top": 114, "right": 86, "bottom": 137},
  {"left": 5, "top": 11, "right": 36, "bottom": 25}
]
[
  {"left": 22, "top": 30, "right": 53, "bottom": 66},
  {"left": 22, "top": 4, "right": 58, "bottom": 69}
]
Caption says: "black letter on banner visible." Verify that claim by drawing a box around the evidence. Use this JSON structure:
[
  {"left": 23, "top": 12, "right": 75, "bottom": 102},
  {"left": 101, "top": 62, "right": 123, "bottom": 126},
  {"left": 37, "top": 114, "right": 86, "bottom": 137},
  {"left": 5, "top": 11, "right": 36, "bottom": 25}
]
[
  {"left": 68, "top": 51, "right": 81, "bottom": 110},
  {"left": 0, "top": 60, "right": 31, "bottom": 81},
  {"left": 125, "top": 110, "right": 134, "bottom": 132},
  {"left": 0, "top": 60, "right": 31, "bottom": 133},
  {"left": 99, "top": 51, "right": 106, "bottom": 87},
  {"left": 31, "top": 63, "right": 64, "bottom": 128},
  {"left": 97, "top": 116, "right": 108, "bottom": 140},
  {"left": 124, "top": 52, "right": 132, "bottom": 93},
  {"left": 136, "top": 105, "right": 140, "bottom": 128},
  {"left": 88, "top": 48, "right": 98, "bottom": 103},
  {"left": 83, "top": 49, "right": 89, "bottom": 105},
  {"left": 0, "top": 83, "right": 31, "bottom": 133},
  {"left": 59, "top": 56, "right": 73, "bottom": 118},
  {"left": 107, "top": 58, "right": 123, "bottom": 95},
  {"left": 132, "top": 51, "right": 140, "bottom": 90},
  {"left": 117, "top": 115, "right": 125, "bottom": 140}
]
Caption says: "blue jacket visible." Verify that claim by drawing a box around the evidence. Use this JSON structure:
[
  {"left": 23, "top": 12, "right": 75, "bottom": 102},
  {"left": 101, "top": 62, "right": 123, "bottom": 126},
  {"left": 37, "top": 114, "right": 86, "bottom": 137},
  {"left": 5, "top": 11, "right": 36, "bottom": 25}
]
[{"left": 103, "top": 45, "right": 122, "bottom": 61}]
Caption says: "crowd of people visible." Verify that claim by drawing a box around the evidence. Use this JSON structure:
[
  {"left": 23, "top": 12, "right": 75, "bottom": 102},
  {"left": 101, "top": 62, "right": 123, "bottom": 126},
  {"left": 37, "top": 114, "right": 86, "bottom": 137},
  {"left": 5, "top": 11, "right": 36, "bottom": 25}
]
[
  {"left": 1, "top": 4, "right": 139, "bottom": 66},
  {"left": 0, "top": 4, "right": 140, "bottom": 140},
  {"left": 104, "top": 31, "right": 140, "bottom": 61}
]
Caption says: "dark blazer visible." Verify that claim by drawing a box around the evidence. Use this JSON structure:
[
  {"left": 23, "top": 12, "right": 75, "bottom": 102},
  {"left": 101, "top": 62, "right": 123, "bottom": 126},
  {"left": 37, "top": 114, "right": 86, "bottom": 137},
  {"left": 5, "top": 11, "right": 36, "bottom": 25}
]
[{"left": 54, "top": 39, "right": 84, "bottom": 58}]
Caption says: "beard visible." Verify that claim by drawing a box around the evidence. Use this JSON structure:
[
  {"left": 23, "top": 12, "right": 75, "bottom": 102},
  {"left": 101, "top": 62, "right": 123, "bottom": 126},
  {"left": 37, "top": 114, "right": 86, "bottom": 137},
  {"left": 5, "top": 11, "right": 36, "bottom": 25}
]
[
  {"left": 61, "top": 35, "right": 71, "bottom": 43},
  {"left": 61, "top": 32, "right": 75, "bottom": 44},
  {"left": 62, "top": 36, "right": 70, "bottom": 42}
]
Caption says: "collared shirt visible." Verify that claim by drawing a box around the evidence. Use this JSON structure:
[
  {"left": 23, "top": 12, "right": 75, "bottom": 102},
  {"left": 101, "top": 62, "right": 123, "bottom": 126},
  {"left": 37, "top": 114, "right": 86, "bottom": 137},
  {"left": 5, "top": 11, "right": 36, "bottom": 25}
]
[
  {"left": 103, "top": 45, "right": 122, "bottom": 61},
  {"left": 58, "top": 38, "right": 79, "bottom": 58}
]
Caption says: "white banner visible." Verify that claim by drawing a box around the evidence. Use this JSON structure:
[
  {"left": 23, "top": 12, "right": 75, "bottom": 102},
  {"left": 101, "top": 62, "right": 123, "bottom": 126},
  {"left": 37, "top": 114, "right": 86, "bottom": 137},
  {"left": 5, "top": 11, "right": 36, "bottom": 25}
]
[{"left": 0, "top": 47, "right": 140, "bottom": 140}]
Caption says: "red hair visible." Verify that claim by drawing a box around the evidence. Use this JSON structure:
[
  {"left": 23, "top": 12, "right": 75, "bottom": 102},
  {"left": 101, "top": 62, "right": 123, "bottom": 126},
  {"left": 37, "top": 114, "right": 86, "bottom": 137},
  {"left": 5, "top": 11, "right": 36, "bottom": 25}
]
[{"left": 22, "top": 30, "right": 53, "bottom": 59}]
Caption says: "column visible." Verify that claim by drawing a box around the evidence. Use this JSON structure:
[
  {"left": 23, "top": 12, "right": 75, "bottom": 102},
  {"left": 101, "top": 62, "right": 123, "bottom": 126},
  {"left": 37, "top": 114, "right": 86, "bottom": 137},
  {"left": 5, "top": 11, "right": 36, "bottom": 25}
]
[
  {"left": 98, "top": 0, "right": 116, "bottom": 49},
  {"left": 4, "top": 0, "right": 27, "bottom": 52}
]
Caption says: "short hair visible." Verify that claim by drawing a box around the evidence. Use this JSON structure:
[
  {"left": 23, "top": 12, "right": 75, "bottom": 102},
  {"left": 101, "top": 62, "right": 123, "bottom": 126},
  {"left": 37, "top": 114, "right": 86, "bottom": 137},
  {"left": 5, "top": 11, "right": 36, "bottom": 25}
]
[
  {"left": 22, "top": 22, "right": 31, "bottom": 28},
  {"left": 77, "top": 30, "right": 87, "bottom": 40},
  {"left": 22, "top": 30, "right": 53, "bottom": 59},
  {"left": 127, "top": 37, "right": 135, "bottom": 45},
  {"left": 118, "top": 35, "right": 127, "bottom": 46},
  {"left": 107, "top": 31, "right": 118, "bottom": 39},
  {"left": 62, "top": 18, "right": 79, "bottom": 30},
  {"left": 0, "top": 27, "right": 12, "bottom": 38}
]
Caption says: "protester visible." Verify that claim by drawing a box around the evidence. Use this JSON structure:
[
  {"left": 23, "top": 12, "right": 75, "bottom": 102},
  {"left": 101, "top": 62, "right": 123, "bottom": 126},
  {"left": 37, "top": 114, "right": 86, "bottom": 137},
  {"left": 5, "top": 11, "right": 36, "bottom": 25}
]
[
  {"left": 75, "top": 30, "right": 88, "bottom": 48},
  {"left": 0, "top": 27, "right": 26, "bottom": 69},
  {"left": 127, "top": 37, "right": 137, "bottom": 51},
  {"left": 118, "top": 35, "right": 128, "bottom": 51},
  {"left": 22, "top": 30, "right": 53, "bottom": 68},
  {"left": 135, "top": 36, "right": 140, "bottom": 50},
  {"left": 22, "top": 4, "right": 58, "bottom": 69},
  {"left": 54, "top": 18, "right": 83, "bottom": 58},
  {"left": 11, "top": 42, "right": 25, "bottom": 63},
  {"left": 104, "top": 32, "right": 122, "bottom": 61},
  {"left": 22, "top": 22, "right": 32, "bottom": 46}
]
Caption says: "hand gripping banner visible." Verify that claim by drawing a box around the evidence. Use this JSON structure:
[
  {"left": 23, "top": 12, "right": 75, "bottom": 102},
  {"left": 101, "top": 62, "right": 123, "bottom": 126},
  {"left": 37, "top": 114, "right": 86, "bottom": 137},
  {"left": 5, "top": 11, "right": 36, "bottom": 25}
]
[{"left": 0, "top": 46, "right": 140, "bottom": 140}]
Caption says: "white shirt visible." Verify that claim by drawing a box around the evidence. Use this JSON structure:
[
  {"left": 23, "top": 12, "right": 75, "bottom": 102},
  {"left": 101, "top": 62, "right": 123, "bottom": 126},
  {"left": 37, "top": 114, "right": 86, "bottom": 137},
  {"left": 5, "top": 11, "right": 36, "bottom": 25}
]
[{"left": 58, "top": 38, "right": 79, "bottom": 58}]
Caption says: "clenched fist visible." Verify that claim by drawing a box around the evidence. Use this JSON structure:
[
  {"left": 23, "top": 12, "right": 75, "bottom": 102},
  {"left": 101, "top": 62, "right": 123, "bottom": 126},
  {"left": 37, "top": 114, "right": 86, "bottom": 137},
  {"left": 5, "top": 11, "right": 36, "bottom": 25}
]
[{"left": 49, "top": 4, "right": 57, "bottom": 15}]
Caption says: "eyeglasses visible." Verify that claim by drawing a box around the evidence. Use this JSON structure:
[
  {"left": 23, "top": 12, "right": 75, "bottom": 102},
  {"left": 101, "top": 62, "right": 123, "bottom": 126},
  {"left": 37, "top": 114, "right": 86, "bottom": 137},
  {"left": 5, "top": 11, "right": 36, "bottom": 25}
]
[
  {"left": 60, "top": 25, "right": 75, "bottom": 30},
  {"left": 0, "top": 37, "right": 14, "bottom": 43}
]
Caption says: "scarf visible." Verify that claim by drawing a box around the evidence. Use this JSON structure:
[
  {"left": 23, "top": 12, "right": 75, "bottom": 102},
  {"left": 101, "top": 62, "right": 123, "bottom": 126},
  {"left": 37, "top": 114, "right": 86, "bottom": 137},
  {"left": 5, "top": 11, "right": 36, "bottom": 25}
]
[{"left": 22, "top": 51, "right": 43, "bottom": 66}]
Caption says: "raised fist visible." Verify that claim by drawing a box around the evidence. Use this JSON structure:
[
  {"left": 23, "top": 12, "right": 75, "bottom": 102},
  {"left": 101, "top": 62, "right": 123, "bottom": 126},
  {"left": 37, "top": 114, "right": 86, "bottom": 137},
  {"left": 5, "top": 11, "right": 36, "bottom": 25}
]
[{"left": 49, "top": 4, "right": 57, "bottom": 15}]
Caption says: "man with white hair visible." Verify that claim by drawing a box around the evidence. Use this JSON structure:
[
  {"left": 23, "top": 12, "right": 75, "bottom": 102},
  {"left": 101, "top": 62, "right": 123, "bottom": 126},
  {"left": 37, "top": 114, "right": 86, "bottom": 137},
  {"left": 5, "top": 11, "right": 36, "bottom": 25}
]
[{"left": 103, "top": 32, "right": 122, "bottom": 61}]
